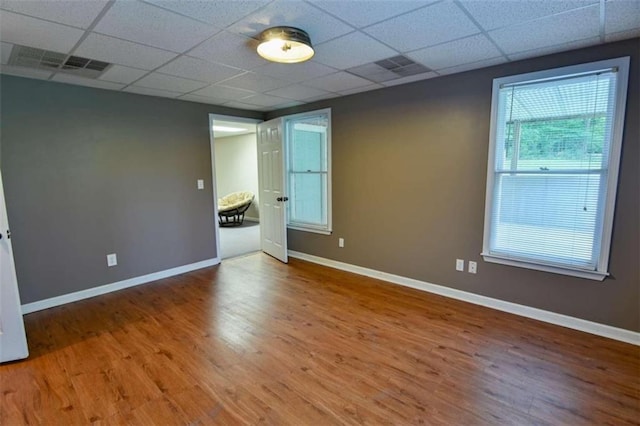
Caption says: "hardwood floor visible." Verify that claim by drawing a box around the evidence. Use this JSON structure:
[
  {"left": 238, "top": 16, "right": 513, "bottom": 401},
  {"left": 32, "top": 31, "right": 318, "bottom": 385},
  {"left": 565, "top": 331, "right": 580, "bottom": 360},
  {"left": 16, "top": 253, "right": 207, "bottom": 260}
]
[{"left": 1, "top": 253, "right": 638, "bottom": 425}]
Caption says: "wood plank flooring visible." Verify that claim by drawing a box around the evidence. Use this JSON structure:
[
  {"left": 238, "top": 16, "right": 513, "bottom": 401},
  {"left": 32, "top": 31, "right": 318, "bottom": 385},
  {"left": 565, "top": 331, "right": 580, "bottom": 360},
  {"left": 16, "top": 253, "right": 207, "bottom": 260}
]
[{"left": 1, "top": 253, "right": 638, "bottom": 425}]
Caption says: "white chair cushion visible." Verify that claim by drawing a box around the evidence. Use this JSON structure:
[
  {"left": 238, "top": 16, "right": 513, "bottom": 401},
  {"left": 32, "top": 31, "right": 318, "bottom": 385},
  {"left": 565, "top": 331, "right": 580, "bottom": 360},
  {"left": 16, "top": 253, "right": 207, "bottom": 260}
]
[{"left": 218, "top": 191, "right": 254, "bottom": 212}]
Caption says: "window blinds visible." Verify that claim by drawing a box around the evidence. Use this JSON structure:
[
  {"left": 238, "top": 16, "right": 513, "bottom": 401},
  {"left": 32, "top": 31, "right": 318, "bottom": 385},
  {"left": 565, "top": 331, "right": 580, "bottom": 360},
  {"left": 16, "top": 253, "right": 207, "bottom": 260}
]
[
  {"left": 488, "top": 68, "right": 619, "bottom": 271},
  {"left": 287, "top": 114, "right": 330, "bottom": 230}
]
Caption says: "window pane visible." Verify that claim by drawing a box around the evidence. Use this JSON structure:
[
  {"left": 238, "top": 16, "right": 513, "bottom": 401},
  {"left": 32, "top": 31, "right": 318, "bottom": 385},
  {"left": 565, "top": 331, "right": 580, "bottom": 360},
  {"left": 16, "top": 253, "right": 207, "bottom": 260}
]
[
  {"left": 286, "top": 110, "right": 331, "bottom": 232},
  {"left": 514, "top": 118, "right": 606, "bottom": 170},
  {"left": 290, "top": 172, "right": 327, "bottom": 226},
  {"left": 496, "top": 73, "right": 615, "bottom": 172},
  {"left": 491, "top": 173, "right": 601, "bottom": 268},
  {"left": 291, "top": 116, "right": 328, "bottom": 172}
]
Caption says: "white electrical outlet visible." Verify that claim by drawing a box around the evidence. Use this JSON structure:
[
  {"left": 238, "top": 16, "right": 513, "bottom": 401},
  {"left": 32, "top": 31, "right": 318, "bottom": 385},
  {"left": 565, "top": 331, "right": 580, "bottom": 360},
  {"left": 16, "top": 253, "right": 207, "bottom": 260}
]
[
  {"left": 197, "top": 179, "right": 204, "bottom": 190},
  {"left": 107, "top": 253, "right": 117, "bottom": 267},
  {"left": 468, "top": 261, "right": 477, "bottom": 274},
  {"left": 338, "top": 238, "right": 345, "bottom": 248},
  {"left": 456, "top": 259, "right": 464, "bottom": 271}
]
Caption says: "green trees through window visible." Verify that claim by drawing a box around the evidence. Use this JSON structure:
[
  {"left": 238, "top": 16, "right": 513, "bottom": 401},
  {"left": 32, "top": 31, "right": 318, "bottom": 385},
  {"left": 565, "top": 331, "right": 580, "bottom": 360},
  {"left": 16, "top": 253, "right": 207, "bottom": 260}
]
[{"left": 505, "top": 116, "right": 606, "bottom": 165}]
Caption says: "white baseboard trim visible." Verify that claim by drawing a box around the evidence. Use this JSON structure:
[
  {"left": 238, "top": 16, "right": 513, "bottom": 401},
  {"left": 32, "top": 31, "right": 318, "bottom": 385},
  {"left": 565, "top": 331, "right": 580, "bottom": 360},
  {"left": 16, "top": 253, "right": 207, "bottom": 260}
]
[
  {"left": 288, "top": 250, "right": 640, "bottom": 346},
  {"left": 21, "top": 258, "right": 221, "bottom": 315}
]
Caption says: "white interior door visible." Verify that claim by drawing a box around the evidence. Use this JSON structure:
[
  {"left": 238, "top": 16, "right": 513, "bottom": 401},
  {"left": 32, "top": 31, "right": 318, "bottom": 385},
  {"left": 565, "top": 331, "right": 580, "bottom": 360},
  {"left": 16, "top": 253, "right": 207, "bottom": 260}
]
[
  {"left": 0, "top": 171, "right": 29, "bottom": 363},
  {"left": 257, "top": 118, "right": 288, "bottom": 263}
]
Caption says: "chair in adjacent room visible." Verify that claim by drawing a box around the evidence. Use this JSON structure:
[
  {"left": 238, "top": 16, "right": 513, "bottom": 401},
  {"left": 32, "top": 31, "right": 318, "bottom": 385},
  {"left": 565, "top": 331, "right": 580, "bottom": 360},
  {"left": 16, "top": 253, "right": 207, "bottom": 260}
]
[{"left": 218, "top": 191, "right": 255, "bottom": 227}]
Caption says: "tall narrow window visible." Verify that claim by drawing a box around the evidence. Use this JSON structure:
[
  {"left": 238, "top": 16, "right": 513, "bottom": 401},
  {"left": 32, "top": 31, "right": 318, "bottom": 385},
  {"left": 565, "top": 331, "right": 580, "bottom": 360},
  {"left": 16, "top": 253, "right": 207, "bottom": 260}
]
[
  {"left": 286, "top": 109, "right": 331, "bottom": 234},
  {"left": 482, "top": 57, "right": 629, "bottom": 280}
]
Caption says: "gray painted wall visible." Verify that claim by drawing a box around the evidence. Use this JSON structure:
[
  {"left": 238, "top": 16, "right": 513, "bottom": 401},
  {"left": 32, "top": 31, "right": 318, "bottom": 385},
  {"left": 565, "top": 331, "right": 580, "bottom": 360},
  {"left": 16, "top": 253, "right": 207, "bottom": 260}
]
[
  {"left": 0, "top": 76, "right": 261, "bottom": 303},
  {"left": 268, "top": 38, "right": 640, "bottom": 332}
]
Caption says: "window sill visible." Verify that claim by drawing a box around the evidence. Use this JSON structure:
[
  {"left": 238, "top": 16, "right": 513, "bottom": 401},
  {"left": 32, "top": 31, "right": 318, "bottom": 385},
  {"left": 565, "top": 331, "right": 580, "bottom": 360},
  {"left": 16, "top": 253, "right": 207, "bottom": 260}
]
[
  {"left": 287, "top": 225, "right": 332, "bottom": 235},
  {"left": 481, "top": 253, "right": 608, "bottom": 281}
]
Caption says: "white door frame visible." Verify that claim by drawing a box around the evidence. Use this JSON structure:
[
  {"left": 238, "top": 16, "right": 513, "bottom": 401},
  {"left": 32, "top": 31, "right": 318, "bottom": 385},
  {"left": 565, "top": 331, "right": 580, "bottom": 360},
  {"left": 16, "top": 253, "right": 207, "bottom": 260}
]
[{"left": 208, "top": 114, "right": 262, "bottom": 262}]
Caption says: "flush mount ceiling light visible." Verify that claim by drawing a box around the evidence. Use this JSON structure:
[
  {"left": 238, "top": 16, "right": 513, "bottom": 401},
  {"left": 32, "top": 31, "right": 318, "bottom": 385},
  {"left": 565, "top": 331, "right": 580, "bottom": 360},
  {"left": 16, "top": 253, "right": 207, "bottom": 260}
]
[{"left": 257, "top": 26, "right": 314, "bottom": 64}]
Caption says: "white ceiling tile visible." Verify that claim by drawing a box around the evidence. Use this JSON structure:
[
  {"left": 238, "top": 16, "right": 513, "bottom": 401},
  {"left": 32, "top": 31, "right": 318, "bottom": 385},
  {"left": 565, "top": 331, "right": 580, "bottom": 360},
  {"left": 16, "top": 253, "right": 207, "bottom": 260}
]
[
  {"left": 178, "top": 93, "right": 230, "bottom": 105},
  {"left": 408, "top": 34, "right": 502, "bottom": 70},
  {"left": 227, "top": 0, "right": 354, "bottom": 44},
  {"left": 134, "top": 72, "right": 209, "bottom": 92},
  {"left": 252, "top": 61, "right": 336, "bottom": 83},
  {"left": 157, "top": 56, "right": 243, "bottom": 84},
  {"left": 605, "top": 0, "right": 640, "bottom": 35},
  {"left": 239, "top": 93, "right": 290, "bottom": 107},
  {"left": 94, "top": 0, "right": 218, "bottom": 53},
  {"left": 266, "top": 84, "right": 332, "bottom": 101},
  {"left": 51, "top": 73, "right": 126, "bottom": 90},
  {"left": 1, "top": 42, "right": 13, "bottom": 64},
  {"left": 346, "top": 62, "right": 402, "bottom": 82},
  {"left": 605, "top": 28, "right": 640, "bottom": 42},
  {"left": 144, "top": 0, "right": 269, "bottom": 28},
  {"left": 224, "top": 100, "right": 268, "bottom": 111},
  {"left": 221, "top": 72, "right": 288, "bottom": 92},
  {"left": 191, "top": 84, "right": 255, "bottom": 100},
  {"left": 364, "top": 1, "right": 480, "bottom": 51},
  {"left": 436, "top": 56, "right": 508, "bottom": 76},
  {"left": 303, "top": 71, "right": 372, "bottom": 92},
  {"left": 188, "top": 31, "right": 266, "bottom": 70},
  {"left": 98, "top": 65, "right": 148, "bottom": 84},
  {"left": 0, "top": 0, "right": 109, "bottom": 29},
  {"left": 311, "top": 0, "right": 435, "bottom": 28},
  {"left": 0, "top": 11, "right": 84, "bottom": 53},
  {"left": 459, "top": 0, "right": 596, "bottom": 32},
  {"left": 303, "top": 92, "right": 340, "bottom": 103},
  {"left": 124, "top": 86, "right": 183, "bottom": 98},
  {"left": 0, "top": 64, "right": 52, "bottom": 80},
  {"left": 380, "top": 72, "right": 438, "bottom": 86},
  {"left": 313, "top": 31, "right": 398, "bottom": 69},
  {"left": 338, "top": 83, "right": 383, "bottom": 96},
  {"left": 75, "top": 33, "right": 177, "bottom": 70},
  {"left": 507, "top": 37, "right": 601, "bottom": 61},
  {"left": 490, "top": 5, "right": 600, "bottom": 54},
  {"left": 272, "top": 100, "right": 305, "bottom": 109}
]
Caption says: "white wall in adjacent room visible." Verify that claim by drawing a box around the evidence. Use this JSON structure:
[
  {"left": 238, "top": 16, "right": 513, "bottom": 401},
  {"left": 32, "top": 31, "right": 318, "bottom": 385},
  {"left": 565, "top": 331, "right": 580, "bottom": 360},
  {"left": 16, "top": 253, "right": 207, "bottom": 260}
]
[{"left": 214, "top": 133, "right": 259, "bottom": 220}]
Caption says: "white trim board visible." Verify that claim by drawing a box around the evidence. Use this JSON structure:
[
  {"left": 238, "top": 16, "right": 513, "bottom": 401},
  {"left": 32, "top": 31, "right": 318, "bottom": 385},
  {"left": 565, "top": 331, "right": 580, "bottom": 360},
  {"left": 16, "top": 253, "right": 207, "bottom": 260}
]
[
  {"left": 21, "top": 258, "right": 220, "bottom": 314},
  {"left": 288, "top": 250, "right": 640, "bottom": 346}
]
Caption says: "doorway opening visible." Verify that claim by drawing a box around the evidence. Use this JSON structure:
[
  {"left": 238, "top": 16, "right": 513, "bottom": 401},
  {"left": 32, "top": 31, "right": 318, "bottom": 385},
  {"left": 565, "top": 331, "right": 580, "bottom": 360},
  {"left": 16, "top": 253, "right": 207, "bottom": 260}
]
[{"left": 209, "top": 115, "right": 262, "bottom": 260}]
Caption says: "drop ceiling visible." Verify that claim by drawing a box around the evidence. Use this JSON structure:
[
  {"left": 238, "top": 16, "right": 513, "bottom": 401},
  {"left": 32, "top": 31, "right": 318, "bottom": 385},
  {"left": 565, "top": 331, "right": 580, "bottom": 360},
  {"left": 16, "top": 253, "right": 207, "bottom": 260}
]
[{"left": 0, "top": 0, "right": 638, "bottom": 112}]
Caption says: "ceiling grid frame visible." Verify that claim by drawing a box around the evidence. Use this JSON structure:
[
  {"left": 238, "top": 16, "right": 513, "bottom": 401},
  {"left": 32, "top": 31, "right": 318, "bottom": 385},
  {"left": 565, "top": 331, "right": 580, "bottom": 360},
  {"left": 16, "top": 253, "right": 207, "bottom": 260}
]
[{"left": 0, "top": 0, "right": 637, "bottom": 111}]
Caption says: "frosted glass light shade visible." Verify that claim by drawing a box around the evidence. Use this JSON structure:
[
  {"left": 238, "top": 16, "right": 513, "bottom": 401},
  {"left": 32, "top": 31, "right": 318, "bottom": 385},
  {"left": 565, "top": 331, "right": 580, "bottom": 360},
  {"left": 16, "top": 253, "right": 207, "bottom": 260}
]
[{"left": 257, "top": 27, "right": 314, "bottom": 64}]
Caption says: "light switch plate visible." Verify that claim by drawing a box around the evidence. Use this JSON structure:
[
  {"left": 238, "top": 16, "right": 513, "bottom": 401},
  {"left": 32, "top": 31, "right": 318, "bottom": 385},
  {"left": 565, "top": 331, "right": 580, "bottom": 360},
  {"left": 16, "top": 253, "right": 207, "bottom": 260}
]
[
  {"left": 197, "top": 179, "right": 204, "bottom": 190},
  {"left": 338, "top": 238, "right": 344, "bottom": 248},
  {"left": 107, "top": 253, "right": 117, "bottom": 267},
  {"left": 456, "top": 259, "right": 464, "bottom": 271}
]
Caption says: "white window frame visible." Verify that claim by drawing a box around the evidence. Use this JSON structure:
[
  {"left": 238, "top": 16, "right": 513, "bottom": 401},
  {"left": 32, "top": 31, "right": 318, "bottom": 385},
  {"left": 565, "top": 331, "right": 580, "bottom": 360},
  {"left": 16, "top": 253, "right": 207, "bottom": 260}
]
[
  {"left": 481, "top": 57, "right": 630, "bottom": 281},
  {"left": 284, "top": 108, "right": 332, "bottom": 235}
]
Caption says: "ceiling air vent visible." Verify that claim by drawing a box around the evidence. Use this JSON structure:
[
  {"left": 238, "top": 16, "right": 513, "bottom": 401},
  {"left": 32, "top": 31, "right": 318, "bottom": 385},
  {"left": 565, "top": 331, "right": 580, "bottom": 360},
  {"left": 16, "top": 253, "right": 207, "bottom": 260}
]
[
  {"left": 347, "top": 55, "right": 431, "bottom": 83},
  {"left": 8, "top": 45, "right": 112, "bottom": 78}
]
